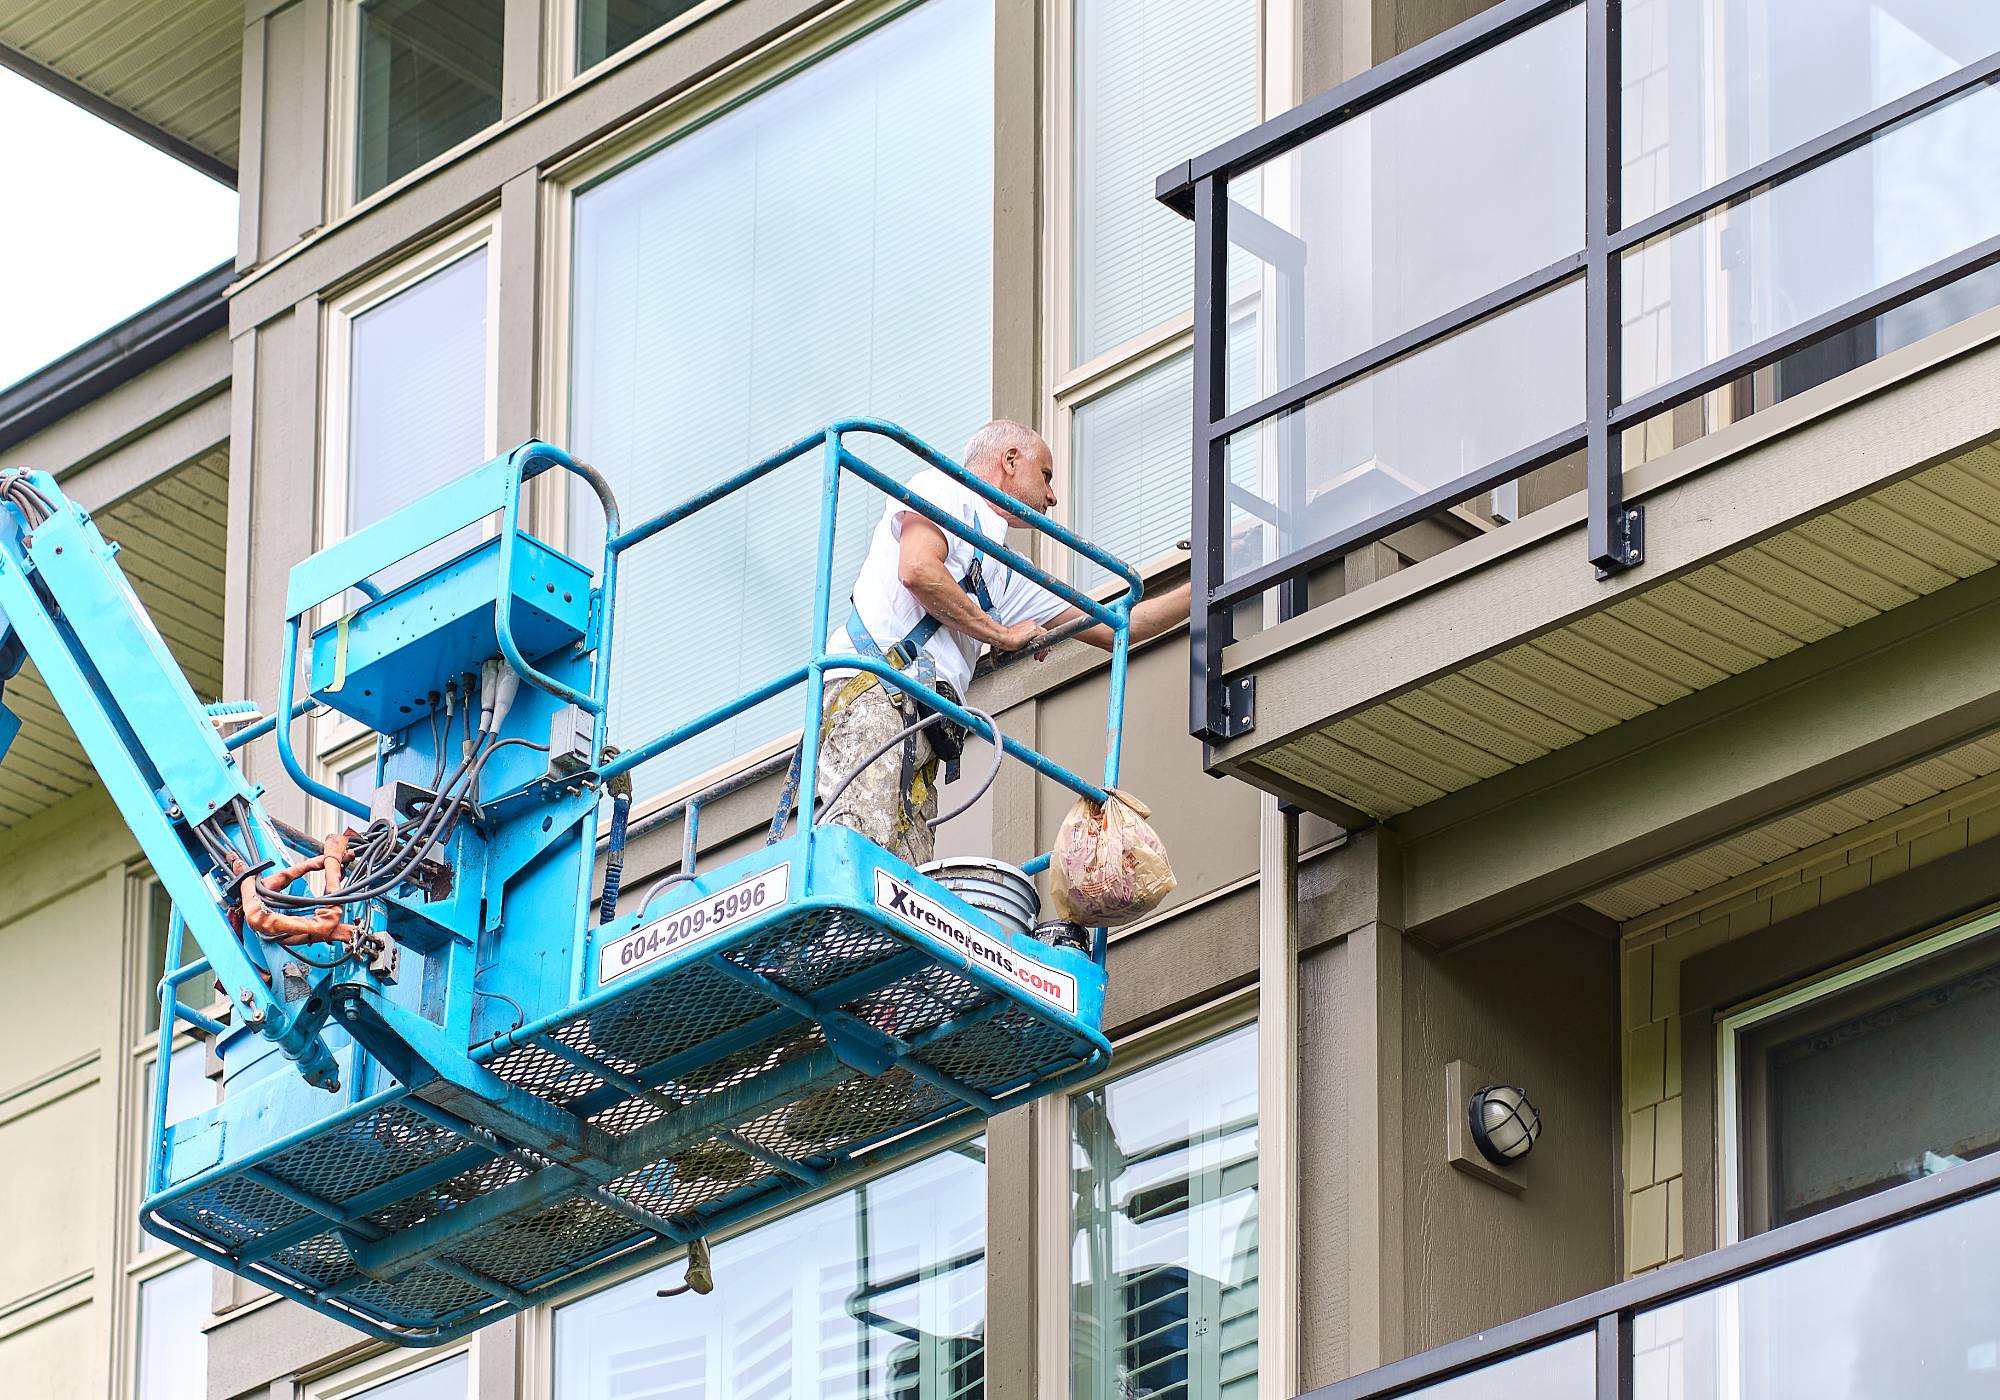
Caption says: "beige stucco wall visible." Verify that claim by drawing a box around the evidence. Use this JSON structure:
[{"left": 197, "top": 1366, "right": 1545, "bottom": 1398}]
[{"left": 1620, "top": 781, "right": 2000, "bottom": 1273}]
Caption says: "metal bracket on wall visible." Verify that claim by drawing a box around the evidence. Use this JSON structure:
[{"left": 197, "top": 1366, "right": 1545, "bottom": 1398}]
[
  {"left": 1211, "top": 675, "right": 1256, "bottom": 739},
  {"left": 1594, "top": 504, "right": 1644, "bottom": 581}
]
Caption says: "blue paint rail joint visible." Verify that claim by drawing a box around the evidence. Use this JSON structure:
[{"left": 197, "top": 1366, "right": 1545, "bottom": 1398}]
[{"left": 0, "top": 422, "right": 1141, "bottom": 1343}]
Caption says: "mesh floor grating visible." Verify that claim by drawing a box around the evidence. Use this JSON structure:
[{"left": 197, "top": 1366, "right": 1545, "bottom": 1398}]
[{"left": 147, "top": 888, "right": 1102, "bottom": 1342}]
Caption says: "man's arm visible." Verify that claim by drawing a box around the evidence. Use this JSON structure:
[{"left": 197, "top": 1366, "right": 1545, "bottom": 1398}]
[
  {"left": 898, "top": 515, "right": 1045, "bottom": 652},
  {"left": 1042, "top": 579, "right": 1192, "bottom": 653}
]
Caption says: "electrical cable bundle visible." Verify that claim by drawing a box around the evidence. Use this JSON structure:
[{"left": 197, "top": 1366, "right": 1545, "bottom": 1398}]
[
  {"left": 0, "top": 472, "right": 57, "bottom": 529},
  {"left": 193, "top": 660, "right": 548, "bottom": 962}
]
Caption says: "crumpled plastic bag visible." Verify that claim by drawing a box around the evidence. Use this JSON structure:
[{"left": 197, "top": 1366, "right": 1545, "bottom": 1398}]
[{"left": 1050, "top": 788, "right": 1176, "bottom": 927}]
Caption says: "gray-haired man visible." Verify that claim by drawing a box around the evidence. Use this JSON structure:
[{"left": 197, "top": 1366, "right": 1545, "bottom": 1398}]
[{"left": 820, "top": 419, "right": 1191, "bottom": 865}]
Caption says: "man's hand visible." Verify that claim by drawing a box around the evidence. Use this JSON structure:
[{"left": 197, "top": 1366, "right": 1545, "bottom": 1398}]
[
  {"left": 995, "top": 619, "right": 1048, "bottom": 654},
  {"left": 1042, "top": 579, "right": 1193, "bottom": 655}
]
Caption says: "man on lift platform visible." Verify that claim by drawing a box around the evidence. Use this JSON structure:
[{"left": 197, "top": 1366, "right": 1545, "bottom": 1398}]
[{"left": 821, "top": 418, "right": 1192, "bottom": 870}]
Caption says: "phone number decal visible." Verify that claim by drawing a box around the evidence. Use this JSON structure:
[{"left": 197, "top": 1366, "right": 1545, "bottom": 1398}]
[{"left": 598, "top": 865, "right": 789, "bottom": 986}]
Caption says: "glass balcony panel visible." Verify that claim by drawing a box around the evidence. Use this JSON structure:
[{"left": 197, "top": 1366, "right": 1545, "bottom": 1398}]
[
  {"left": 1225, "top": 8, "right": 1583, "bottom": 416},
  {"left": 1224, "top": 279, "right": 1585, "bottom": 582},
  {"left": 1620, "top": 0, "right": 2000, "bottom": 227},
  {"left": 1635, "top": 1181, "right": 2000, "bottom": 1400},
  {"left": 1620, "top": 79, "right": 2000, "bottom": 402},
  {"left": 1389, "top": 1333, "right": 1596, "bottom": 1400}
]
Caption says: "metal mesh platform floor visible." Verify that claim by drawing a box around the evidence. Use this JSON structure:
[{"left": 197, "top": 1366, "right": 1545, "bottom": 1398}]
[{"left": 144, "top": 832, "right": 1107, "bottom": 1342}]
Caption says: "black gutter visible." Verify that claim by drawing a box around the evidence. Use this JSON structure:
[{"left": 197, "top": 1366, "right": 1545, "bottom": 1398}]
[
  {"left": 0, "top": 43, "right": 238, "bottom": 189},
  {"left": 0, "top": 262, "right": 232, "bottom": 454}
]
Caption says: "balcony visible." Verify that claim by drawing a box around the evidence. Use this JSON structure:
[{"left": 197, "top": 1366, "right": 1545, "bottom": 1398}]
[
  {"left": 1307, "top": 1148, "right": 2000, "bottom": 1400},
  {"left": 1159, "top": 0, "right": 2000, "bottom": 889}
]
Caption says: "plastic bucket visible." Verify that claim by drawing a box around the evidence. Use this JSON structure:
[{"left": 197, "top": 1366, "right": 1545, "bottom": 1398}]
[{"left": 918, "top": 856, "right": 1040, "bottom": 939}]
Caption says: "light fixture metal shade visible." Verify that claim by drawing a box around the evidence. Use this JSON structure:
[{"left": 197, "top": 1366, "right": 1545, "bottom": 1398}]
[{"left": 1468, "top": 1083, "right": 1541, "bottom": 1166}]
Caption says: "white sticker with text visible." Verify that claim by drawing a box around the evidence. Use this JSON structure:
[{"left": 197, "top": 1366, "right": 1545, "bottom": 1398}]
[
  {"left": 873, "top": 870, "right": 1079, "bottom": 1014},
  {"left": 598, "top": 865, "right": 789, "bottom": 986}
]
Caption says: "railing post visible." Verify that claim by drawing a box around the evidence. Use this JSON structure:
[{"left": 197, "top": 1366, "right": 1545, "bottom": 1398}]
[
  {"left": 1586, "top": 0, "right": 1641, "bottom": 577},
  {"left": 1190, "top": 174, "right": 1253, "bottom": 742}
]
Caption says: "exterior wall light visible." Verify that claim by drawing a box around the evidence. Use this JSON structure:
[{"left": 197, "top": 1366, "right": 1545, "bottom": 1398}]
[
  {"left": 1468, "top": 1083, "right": 1542, "bottom": 1166},
  {"left": 1444, "top": 1061, "right": 1537, "bottom": 1195}
]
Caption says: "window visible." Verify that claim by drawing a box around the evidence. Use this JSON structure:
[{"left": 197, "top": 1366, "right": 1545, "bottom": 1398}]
[
  {"left": 1071, "top": 1023, "right": 1258, "bottom": 1400},
  {"left": 1056, "top": 0, "right": 1262, "bottom": 582},
  {"left": 325, "top": 227, "right": 497, "bottom": 603},
  {"left": 553, "top": 1139, "right": 986, "bottom": 1397},
  {"left": 305, "top": 1352, "right": 471, "bottom": 1400},
  {"left": 565, "top": 0, "right": 994, "bottom": 800},
  {"left": 354, "top": 0, "right": 506, "bottom": 200},
  {"left": 1723, "top": 911, "right": 2000, "bottom": 1239},
  {"left": 135, "top": 1261, "right": 208, "bottom": 1400},
  {"left": 575, "top": 0, "right": 711, "bottom": 72}
]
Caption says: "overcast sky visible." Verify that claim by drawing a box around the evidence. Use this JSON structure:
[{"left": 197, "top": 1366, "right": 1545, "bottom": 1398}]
[{"left": 0, "top": 67, "right": 238, "bottom": 392}]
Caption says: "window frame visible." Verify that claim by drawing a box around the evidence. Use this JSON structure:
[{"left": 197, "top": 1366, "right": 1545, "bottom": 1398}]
[
  {"left": 545, "top": 0, "right": 738, "bottom": 91},
  {"left": 300, "top": 1339, "right": 476, "bottom": 1400},
  {"left": 1032, "top": 990, "right": 1259, "bottom": 1391},
  {"left": 316, "top": 214, "right": 503, "bottom": 763},
  {"left": 537, "top": 0, "right": 994, "bottom": 826},
  {"left": 327, "top": 0, "right": 512, "bottom": 221},
  {"left": 1042, "top": 0, "right": 1296, "bottom": 593},
  {"left": 1717, "top": 904, "right": 2000, "bottom": 1245}
]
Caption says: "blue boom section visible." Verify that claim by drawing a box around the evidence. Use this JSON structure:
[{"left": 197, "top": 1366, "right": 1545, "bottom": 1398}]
[{"left": 0, "top": 423, "right": 1141, "bottom": 1344}]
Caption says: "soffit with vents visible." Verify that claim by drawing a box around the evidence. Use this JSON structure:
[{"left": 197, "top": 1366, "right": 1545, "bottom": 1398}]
[
  {"left": 2, "top": 0, "right": 241, "bottom": 170},
  {"left": 1241, "top": 441, "right": 2000, "bottom": 823},
  {"left": 0, "top": 450, "right": 227, "bottom": 828}
]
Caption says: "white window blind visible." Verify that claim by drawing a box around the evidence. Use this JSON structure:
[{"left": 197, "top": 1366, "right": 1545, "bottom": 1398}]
[
  {"left": 553, "top": 1142, "right": 987, "bottom": 1398},
  {"left": 1071, "top": 0, "right": 1258, "bottom": 365},
  {"left": 136, "top": 1262, "right": 208, "bottom": 1400},
  {"left": 346, "top": 247, "right": 490, "bottom": 593},
  {"left": 1072, "top": 1025, "right": 1259, "bottom": 1400},
  {"left": 1071, "top": 325, "right": 1258, "bottom": 584},
  {"left": 569, "top": 0, "right": 994, "bottom": 800}
]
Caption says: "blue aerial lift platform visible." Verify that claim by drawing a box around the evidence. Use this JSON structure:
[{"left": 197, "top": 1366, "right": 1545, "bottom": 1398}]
[{"left": 0, "top": 423, "right": 1139, "bottom": 1343}]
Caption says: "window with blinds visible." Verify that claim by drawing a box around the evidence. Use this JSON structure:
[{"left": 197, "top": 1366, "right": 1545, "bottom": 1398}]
[
  {"left": 567, "top": 0, "right": 994, "bottom": 802},
  {"left": 1071, "top": 1024, "right": 1260, "bottom": 1400},
  {"left": 1064, "top": 0, "right": 1259, "bottom": 582},
  {"left": 344, "top": 246, "right": 490, "bottom": 594},
  {"left": 552, "top": 1140, "right": 987, "bottom": 1398}
]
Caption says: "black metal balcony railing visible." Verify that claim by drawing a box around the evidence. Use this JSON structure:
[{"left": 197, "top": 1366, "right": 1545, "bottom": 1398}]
[
  {"left": 1159, "top": 0, "right": 2000, "bottom": 743},
  {"left": 1307, "top": 1147, "right": 2000, "bottom": 1400}
]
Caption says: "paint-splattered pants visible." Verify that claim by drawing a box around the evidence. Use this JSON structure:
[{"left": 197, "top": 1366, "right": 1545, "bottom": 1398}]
[{"left": 816, "top": 681, "right": 938, "bottom": 866}]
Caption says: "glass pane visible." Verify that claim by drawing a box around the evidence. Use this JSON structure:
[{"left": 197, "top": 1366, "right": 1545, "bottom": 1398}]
[
  {"left": 1071, "top": 0, "right": 1259, "bottom": 365},
  {"left": 1635, "top": 1186, "right": 2000, "bottom": 1400},
  {"left": 348, "top": 247, "right": 489, "bottom": 597},
  {"left": 1620, "top": 79, "right": 2000, "bottom": 401},
  {"left": 553, "top": 1141, "right": 985, "bottom": 1397},
  {"left": 1072, "top": 1025, "right": 1258, "bottom": 1400},
  {"left": 148, "top": 1041, "right": 218, "bottom": 1134},
  {"left": 1390, "top": 1334, "right": 1595, "bottom": 1400},
  {"left": 136, "top": 1262, "right": 207, "bottom": 1400},
  {"left": 1741, "top": 934, "right": 2000, "bottom": 1229},
  {"left": 569, "top": 0, "right": 993, "bottom": 801},
  {"left": 1071, "top": 331, "right": 1260, "bottom": 587},
  {"left": 1620, "top": 0, "right": 2000, "bottom": 226},
  {"left": 1225, "top": 280, "right": 1585, "bottom": 580},
  {"left": 1228, "top": 9, "right": 1583, "bottom": 414},
  {"left": 576, "top": 0, "right": 708, "bottom": 71},
  {"left": 358, "top": 1355, "right": 470, "bottom": 1400},
  {"left": 355, "top": 0, "right": 505, "bottom": 199}
]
